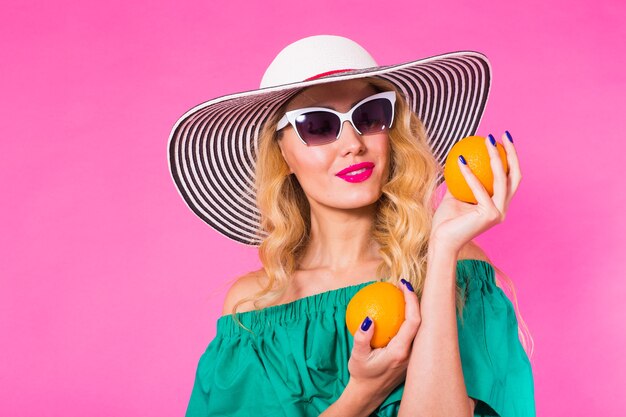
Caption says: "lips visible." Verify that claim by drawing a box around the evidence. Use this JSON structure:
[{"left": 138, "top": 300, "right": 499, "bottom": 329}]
[{"left": 335, "top": 162, "right": 375, "bottom": 176}]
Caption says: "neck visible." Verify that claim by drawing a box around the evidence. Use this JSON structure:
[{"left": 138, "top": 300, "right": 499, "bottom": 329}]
[{"left": 299, "top": 201, "right": 381, "bottom": 272}]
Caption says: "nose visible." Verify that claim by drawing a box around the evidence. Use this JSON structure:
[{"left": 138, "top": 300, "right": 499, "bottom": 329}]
[{"left": 338, "top": 120, "right": 366, "bottom": 155}]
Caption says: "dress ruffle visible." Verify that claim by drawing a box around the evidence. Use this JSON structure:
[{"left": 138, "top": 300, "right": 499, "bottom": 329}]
[{"left": 185, "top": 259, "right": 535, "bottom": 417}]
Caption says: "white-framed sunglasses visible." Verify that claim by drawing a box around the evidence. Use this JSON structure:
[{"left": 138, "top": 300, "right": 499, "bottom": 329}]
[{"left": 276, "top": 91, "right": 396, "bottom": 146}]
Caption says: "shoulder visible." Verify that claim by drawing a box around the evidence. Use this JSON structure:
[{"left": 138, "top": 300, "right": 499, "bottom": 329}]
[
  {"left": 457, "top": 239, "right": 492, "bottom": 264},
  {"left": 222, "top": 241, "right": 491, "bottom": 315},
  {"left": 221, "top": 269, "right": 269, "bottom": 316}
]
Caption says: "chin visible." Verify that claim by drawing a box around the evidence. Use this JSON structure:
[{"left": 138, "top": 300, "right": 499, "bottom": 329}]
[{"left": 333, "top": 192, "right": 382, "bottom": 209}]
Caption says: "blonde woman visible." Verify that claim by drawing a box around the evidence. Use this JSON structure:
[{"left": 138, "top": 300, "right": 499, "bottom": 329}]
[{"left": 168, "top": 35, "right": 535, "bottom": 417}]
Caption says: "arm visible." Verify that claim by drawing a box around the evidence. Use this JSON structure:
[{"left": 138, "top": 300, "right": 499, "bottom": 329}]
[
  {"left": 397, "top": 242, "right": 476, "bottom": 417},
  {"left": 324, "top": 277, "right": 422, "bottom": 416},
  {"left": 397, "top": 132, "right": 519, "bottom": 416},
  {"left": 319, "top": 378, "right": 386, "bottom": 417}
]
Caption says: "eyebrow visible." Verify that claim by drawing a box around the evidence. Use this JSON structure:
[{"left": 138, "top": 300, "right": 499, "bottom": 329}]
[
  {"left": 348, "top": 97, "right": 366, "bottom": 109},
  {"left": 312, "top": 96, "right": 370, "bottom": 111}
]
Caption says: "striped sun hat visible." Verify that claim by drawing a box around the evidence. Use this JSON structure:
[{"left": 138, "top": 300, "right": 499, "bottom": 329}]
[{"left": 167, "top": 34, "right": 492, "bottom": 246}]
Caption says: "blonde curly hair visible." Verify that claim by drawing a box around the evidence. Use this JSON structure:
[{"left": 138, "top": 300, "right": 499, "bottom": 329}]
[{"left": 227, "top": 76, "right": 534, "bottom": 360}]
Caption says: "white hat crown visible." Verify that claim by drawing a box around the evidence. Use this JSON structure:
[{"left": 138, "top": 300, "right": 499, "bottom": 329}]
[{"left": 259, "top": 35, "right": 379, "bottom": 89}]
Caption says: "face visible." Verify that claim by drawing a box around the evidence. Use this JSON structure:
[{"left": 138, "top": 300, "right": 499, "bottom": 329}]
[{"left": 277, "top": 79, "right": 391, "bottom": 211}]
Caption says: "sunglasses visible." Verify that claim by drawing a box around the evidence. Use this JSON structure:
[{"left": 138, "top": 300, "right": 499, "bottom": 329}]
[{"left": 276, "top": 91, "right": 396, "bottom": 146}]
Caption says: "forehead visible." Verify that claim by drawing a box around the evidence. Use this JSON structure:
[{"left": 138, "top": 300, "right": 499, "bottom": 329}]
[{"left": 285, "top": 79, "right": 378, "bottom": 112}]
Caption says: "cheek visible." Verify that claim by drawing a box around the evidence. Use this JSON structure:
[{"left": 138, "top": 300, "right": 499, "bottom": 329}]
[
  {"left": 372, "top": 136, "right": 392, "bottom": 180},
  {"left": 284, "top": 144, "right": 334, "bottom": 183},
  {"left": 292, "top": 151, "right": 333, "bottom": 181},
  {"left": 370, "top": 134, "right": 391, "bottom": 162}
]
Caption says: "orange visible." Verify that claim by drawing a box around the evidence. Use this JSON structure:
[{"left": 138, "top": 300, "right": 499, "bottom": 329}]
[
  {"left": 444, "top": 135, "right": 509, "bottom": 204},
  {"left": 345, "top": 282, "right": 405, "bottom": 348}
]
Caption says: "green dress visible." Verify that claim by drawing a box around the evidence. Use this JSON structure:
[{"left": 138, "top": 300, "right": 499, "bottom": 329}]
[{"left": 185, "top": 259, "right": 535, "bottom": 416}]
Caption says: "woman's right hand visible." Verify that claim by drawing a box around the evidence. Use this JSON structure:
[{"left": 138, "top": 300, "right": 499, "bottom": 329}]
[{"left": 346, "top": 280, "right": 422, "bottom": 407}]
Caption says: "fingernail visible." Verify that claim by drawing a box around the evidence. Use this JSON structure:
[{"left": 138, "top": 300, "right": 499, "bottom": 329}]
[
  {"left": 361, "top": 316, "right": 372, "bottom": 331},
  {"left": 488, "top": 134, "right": 496, "bottom": 147},
  {"left": 505, "top": 130, "right": 514, "bottom": 143},
  {"left": 401, "top": 278, "right": 414, "bottom": 292},
  {"left": 458, "top": 155, "right": 467, "bottom": 165}
]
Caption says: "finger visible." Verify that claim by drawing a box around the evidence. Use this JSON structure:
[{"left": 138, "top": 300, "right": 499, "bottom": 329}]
[
  {"left": 457, "top": 154, "right": 493, "bottom": 208},
  {"left": 501, "top": 131, "right": 522, "bottom": 206},
  {"left": 399, "top": 279, "right": 420, "bottom": 327},
  {"left": 386, "top": 280, "right": 420, "bottom": 354},
  {"left": 352, "top": 316, "right": 374, "bottom": 358},
  {"left": 486, "top": 134, "right": 507, "bottom": 211}
]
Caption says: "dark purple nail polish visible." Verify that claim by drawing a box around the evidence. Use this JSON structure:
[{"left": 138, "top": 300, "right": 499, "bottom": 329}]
[
  {"left": 361, "top": 316, "right": 372, "bottom": 331},
  {"left": 488, "top": 134, "right": 496, "bottom": 147},
  {"left": 505, "top": 131, "right": 514, "bottom": 143},
  {"left": 459, "top": 155, "right": 467, "bottom": 165},
  {"left": 401, "top": 278, "right": 414, "bottom": 292}
]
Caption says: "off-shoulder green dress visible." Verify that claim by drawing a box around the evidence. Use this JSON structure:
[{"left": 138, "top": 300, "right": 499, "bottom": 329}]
[{"left": 185, "top": 259, "right": 535, "bottom": 416}]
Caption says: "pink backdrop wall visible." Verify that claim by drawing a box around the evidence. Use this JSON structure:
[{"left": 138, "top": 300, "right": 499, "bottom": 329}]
[{"left": 2, "top": 0, "right": 624, "bottom": 415}]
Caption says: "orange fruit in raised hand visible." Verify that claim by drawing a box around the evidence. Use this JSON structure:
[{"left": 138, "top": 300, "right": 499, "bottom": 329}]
[
  {"left": 443, "top": 135, "right": 509, "bottom": 204},
  {"left": 345, "top": 282, "right": 405, "bottom": 348}
]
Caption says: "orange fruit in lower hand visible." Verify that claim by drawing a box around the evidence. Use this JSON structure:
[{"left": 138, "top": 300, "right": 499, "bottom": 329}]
[
  {"left": 444, "top": 135, "right": 509, "bottom": 204},
  {"left": 345, "top": 282, "right": 405, "bottom": 348}
]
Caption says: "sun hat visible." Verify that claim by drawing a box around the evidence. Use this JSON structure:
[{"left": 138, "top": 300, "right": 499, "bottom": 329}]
[{"left": 167, "top": 34, "right": 492, "bottom": 246}]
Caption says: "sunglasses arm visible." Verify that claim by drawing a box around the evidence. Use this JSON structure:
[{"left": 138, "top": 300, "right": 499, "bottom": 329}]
[{"left": 276, "top": 115, "right": 289, "bottom": 131}]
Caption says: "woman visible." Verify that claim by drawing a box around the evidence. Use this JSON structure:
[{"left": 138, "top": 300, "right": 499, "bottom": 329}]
[{"left": 168, "top": 35, "right": 535, "bottom": 416}]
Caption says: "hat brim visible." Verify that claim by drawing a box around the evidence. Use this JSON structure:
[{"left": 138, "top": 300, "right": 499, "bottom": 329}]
[{"left": 168, "top": 51, "right": 492, "bottom": 246}]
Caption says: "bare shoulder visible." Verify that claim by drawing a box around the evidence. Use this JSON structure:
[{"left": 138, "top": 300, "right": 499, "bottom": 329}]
[
  {"left": 457, "top": 240, "right": 492, "bottom": 264},
  {"left": 221, "top": 269, "right": 269, "bottom": 316}
]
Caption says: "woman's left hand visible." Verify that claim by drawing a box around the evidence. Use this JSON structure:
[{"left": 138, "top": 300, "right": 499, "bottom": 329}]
[{"left": 430, "top": 132, "right": 522, "bottom": 254}]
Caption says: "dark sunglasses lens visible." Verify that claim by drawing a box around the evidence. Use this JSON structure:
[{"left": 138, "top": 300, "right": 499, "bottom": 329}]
[
  {"left": 294, "top": 112, "right": 341, "bottom": 146},
  {"left": 352, "top": 98, "right": 393, "bottom": 134}
]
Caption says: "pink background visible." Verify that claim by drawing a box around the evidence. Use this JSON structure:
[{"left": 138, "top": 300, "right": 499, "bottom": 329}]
[{"left": 1, "top": 0, "right": 624, "bottom": 415}]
